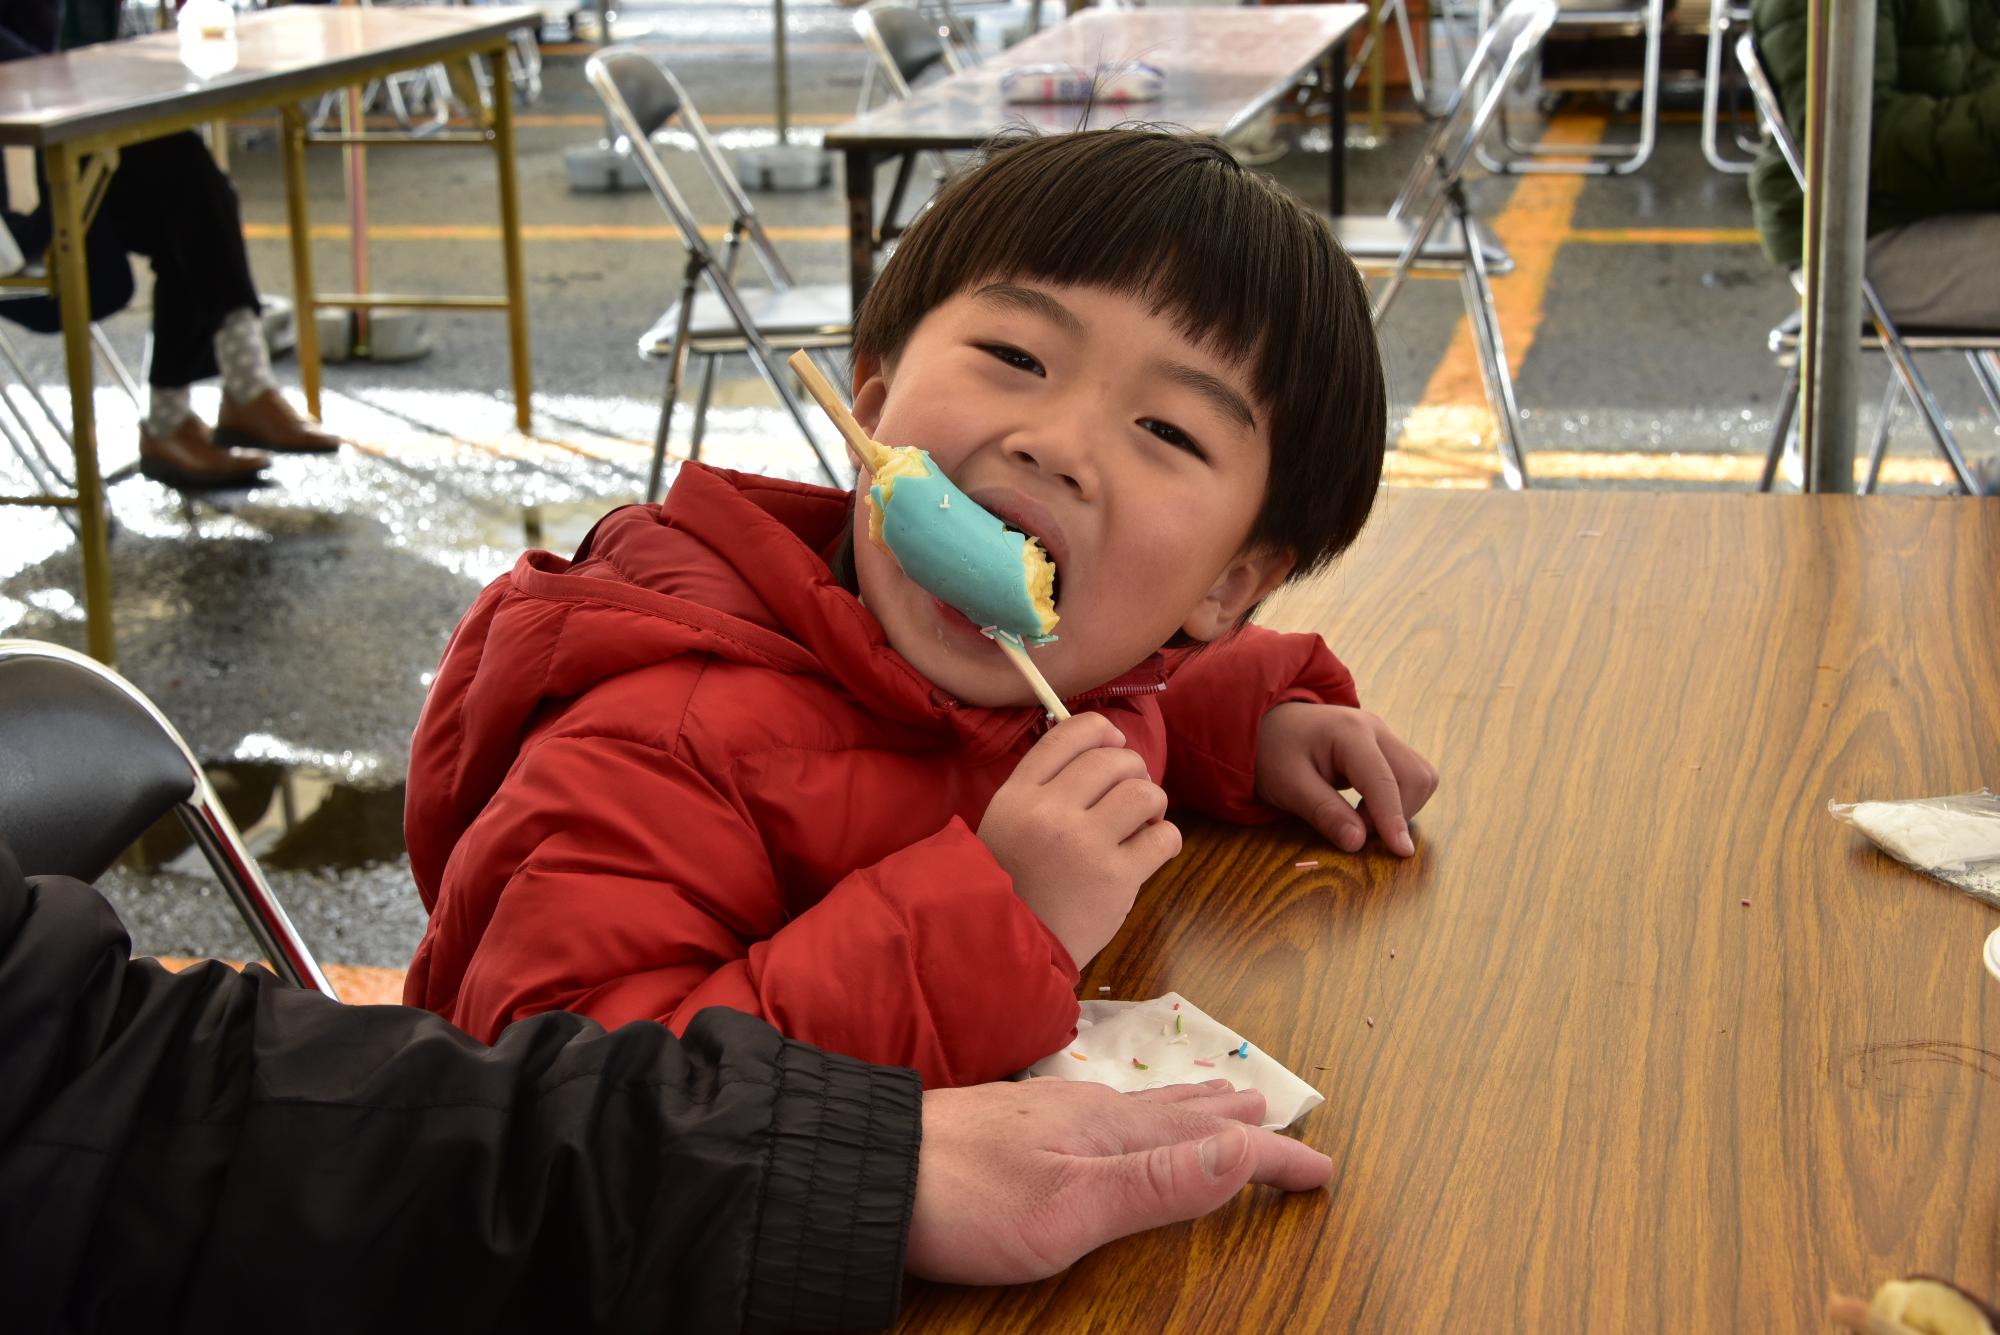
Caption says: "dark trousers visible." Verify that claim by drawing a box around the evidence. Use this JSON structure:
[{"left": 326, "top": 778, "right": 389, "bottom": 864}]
[{"left": 0, "top": 131, "right": 261, "bottom": 387}]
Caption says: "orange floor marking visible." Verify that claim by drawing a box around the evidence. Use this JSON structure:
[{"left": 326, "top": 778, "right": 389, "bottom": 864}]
[
  {"left": 154, "top": 956, "right": 410, "bottom": 1005},
  {"left": 1395, "top": 115, "right": 1603, "bottom": 452},
  {"left": 1567, "top": 226, "right": 1763, "bottom": 246}
]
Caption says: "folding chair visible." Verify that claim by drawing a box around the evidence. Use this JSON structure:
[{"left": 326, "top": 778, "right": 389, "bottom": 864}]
[
  {"left": 584, "top": 48, "right": 851, "bottom": 499},
  {"left": 1699, "top": 0, "right": 1758, "bottom": 173},
  {"left": 1476, "top": 0, "right": 1665, "bottom": 176},
  {"left": 1344, "top": 0, "right": 1430, "bottom": 107},
  {"left": 1736, "top": 34, "right": 1989, "bottom": 495},
  {"left": 0, "top": 230, "right": 146, "bottom": 537},
  {"left": 852, "top": 1, "right": 968, "bottom": 247},
  {"left": 1344, "top": 0, "right": 1562, "bottom": 489},
  {"left": 0, "top": 639, "right": 338, "bottom": 998}
]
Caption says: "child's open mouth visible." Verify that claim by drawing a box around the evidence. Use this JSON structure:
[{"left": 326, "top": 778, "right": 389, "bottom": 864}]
[{"left": 972, "top": 490, "right": 1067, "bottom": 617}]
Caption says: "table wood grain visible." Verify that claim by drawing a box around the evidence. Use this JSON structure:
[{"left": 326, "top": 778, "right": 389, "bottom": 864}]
[{"left": 900, "top": 490, "right": 2000, "bottom": 1332}]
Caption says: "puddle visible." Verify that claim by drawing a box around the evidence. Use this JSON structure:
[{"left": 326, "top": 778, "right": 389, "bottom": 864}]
[{"left": 133, "top": 761, "right": 407, "bottom": 873}]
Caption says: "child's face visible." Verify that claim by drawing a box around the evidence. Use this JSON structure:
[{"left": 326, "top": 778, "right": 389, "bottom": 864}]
[{"left": 850, "top": 280, "right": 1294, "bottom": 709}]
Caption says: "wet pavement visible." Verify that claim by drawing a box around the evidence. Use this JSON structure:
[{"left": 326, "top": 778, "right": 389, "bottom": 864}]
[{"left": 1, "top": 0, "right": 1996, "bottom": 973}]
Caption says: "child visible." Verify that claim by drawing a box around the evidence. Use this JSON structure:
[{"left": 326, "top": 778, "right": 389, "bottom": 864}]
[{"left": 403, "top": 130, "right": 1438, "bottom": 1088}]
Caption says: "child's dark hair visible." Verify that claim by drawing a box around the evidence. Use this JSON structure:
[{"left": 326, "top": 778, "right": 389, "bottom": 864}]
[{"left": 851, "top": 127, "right": 1385, "bottom": 580}]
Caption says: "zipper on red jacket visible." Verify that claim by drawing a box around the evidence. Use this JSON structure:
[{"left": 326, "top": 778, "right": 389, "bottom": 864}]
[{"left": 1022, "top": 678, "right": 1169, "bottom": 739}]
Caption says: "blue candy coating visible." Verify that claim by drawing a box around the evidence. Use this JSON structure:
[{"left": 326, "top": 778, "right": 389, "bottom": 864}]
[{"left": 870, "top": 454, "right": 1056, "bottom": 644}]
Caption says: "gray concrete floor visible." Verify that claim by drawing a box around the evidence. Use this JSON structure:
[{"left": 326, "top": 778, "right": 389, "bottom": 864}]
[{"left": 2, "top": 0, "right": 1996, "bottom": 974}]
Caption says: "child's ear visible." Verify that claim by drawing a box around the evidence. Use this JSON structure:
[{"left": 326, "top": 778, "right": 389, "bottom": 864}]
[
  {"left": 850, "top": 350, "right": 888, "bottom": 436},
  {"left": 1181, "top": 546, "right": 1296, "bottom": 642}
]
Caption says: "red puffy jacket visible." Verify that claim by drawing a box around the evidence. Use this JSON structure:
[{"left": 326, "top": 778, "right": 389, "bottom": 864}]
[{"left": 404, "top": 464, "right": 1359, "bottom": 1087}]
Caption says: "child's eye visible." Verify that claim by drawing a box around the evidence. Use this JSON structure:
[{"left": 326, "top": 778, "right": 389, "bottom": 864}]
[
  {"left": 1141, "top": 419, "right": 1208, "bottom": 463},
  {"left": 979, "top": 344, "right": 1045, "bottom": 377}
]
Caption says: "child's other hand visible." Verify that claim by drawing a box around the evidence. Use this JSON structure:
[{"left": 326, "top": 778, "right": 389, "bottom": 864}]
[
  {"left": 979, "top": 713, "right": 1181, "bottom": 968},
  {"left": 1255, "top": 702, "right": 1438, "bottom": 858}
]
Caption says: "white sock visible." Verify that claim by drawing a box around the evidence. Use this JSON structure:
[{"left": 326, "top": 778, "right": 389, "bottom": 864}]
[
  {"left": 145, "top": 385, "right": 193, "bottom": 437},
  {"left": 215, "top": 306, "right": 278, "bottom": 405}
]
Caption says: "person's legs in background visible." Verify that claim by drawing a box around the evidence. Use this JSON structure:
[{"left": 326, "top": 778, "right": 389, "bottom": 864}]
[
  {"left": 1864, "top": 212, "right": 2000, "bottom": 495},
  {"left": 110, "top": 132, "right": 347, "bottom": 490}
]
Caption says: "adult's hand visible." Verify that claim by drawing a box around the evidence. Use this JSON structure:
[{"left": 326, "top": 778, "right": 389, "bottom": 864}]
[{"left": 905, "top": 1078, "right": 1332, "bottom": 1284}]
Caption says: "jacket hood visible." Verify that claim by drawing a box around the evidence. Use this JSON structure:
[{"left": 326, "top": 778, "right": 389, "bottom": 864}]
[{"left": 405, "top": 464, "right": 1148, "bottom": 902}]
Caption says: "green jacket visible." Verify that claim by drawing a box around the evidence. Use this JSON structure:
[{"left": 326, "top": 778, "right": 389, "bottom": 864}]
[{"left": 1748, "top": 0, "right": 2000, "bottom": 268}]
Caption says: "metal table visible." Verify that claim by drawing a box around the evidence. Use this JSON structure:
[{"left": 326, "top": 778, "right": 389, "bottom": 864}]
[
  {"left": 898, "top": 490, "right": 2000, "bottom": 1332},
  {"left": 824, "top": 4, "right": 1368, "bottom": 310},
  {"left": 0, "top": 5, "right": 541, "bottom": 664}
]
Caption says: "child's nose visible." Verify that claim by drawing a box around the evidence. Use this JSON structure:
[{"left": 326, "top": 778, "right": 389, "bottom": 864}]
[{"left": 1004, "top": 421, "right": 1099, "bottom": 499}]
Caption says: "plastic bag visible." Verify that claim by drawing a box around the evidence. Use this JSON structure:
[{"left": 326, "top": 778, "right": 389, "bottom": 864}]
[
  {"left": 1000, "top": 62, "right": 1165, "bottom": 105},
  {"left": 1829, "top": 789, "right": 2000, "bottom": 909}
]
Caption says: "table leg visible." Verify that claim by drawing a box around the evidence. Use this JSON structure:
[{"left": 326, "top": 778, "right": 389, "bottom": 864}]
[
  {"left": 491, "top": 40, "right": 533, "bottom": 433},
  {"left": 844, "top": 148, "right": 877, "bottom": 314},
  {"left": 44, "top": 145, "right": 114, "bottom": 665},
  {"left": 280, "top": 105, "right": 324, "bottom": 421},
  {"left": 1326, "top": 48, "right": 1347, "bottom": 216}
]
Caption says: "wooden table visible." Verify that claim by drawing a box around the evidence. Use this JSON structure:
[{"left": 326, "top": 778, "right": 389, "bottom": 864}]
[
  {"left": 0, "top": 5, "right": 540, "bottom": 665},
  {"left": 824, "top": 4, "right": 1367, "bottom": 310},
  {"left": 901, "top": 491, "right": 2000, "bottom": 1332}
]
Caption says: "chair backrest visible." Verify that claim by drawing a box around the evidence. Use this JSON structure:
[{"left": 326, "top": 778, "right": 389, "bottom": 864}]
[
  {"left": 855, "top": 1, "right": 962, "bottom": 99},
  {"left": 0, "top": 639, "right": 337, "bottom": 996},
  {"left": 0, "top": 643, "right": 198, "bottom": 882},
  {"left": 1734, "top": 32, "right": 1807, "bottom": 189},
  {"left": 584, "top": 47, "right": 796, "bottom": 288},
  {"left": 1389, "top": 0, "right": 1561, "bottom": 223}
]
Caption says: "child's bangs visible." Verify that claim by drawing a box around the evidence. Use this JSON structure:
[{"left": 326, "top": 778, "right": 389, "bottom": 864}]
[{"left": 892, "top": 131, "right": 1327, "bottom": 412}]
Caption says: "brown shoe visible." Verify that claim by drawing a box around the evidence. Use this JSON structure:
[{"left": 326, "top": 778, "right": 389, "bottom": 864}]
[
  {"left": 214, "top": 388, "right": 346, "bottom": 455},
  {"left": 139, "top": 416, "right": 271, "bottom": 491}
]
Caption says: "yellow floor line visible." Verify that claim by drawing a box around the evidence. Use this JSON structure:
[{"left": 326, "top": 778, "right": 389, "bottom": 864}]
[
  {"left": 1568, "top": 227, "right": 1762, "bottom": 246},
  {"left": 241, "top": 221, "right": 848, "bottom": 244},
  {"left": 155, "top": 956, "right": 409, "bottom": 1006},
  {"left": 1397, "top": 116, "right": 1603, "bottom": 452}
]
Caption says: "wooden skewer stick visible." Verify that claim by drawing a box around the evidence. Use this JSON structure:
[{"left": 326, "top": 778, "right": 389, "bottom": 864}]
[
  {"left": 786, "top": 352, "right": 1072, "bottom": 722},
  {"left": 993, "top": 632, "right": 1071, "bottom": 722},
  {"left": 787, "top": 351, "right": 888, "bottom": 474}
]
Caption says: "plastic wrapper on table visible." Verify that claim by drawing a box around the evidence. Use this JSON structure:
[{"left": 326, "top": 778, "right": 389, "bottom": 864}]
[
  {"left": 1829, "top": 789, "right": 2000, "bottom": 909},
  {"left": 999, "top": 62, "right": 1164, "bottom": 105}
]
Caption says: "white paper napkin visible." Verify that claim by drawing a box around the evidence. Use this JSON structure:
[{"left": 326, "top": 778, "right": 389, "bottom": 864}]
[{"left": 1023, "top": 992, "right": 1324, "bottom": 1130}]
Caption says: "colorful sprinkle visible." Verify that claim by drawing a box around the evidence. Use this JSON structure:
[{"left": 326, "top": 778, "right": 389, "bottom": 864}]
[
  {"left": 1131, "top": 1057, "right": 1149, "bottom": 1070},
  {"left": 1294, "top": 860, "right": 1319, "bottom": 869},
  {"left": 1097, "top": 986, "right": 1111, "bottom": 993},
  {"left": 1172, "top": 1002, "right": 1180, "bottom": 1011},
  {"left": 1739, "top": 899, "right": 1750, "bottom": 907},
  {"left": 1231, "top": 1042, "right": 1250, "bottom": 1059},
  {"left": 1389, "top": 949, "right": 1397, "bottom": 959},
  {"left": 1175, "top": 1014, "right": 1184, "bottom": 1034},
  {"left": 1193, "top": 1059, "right": 1216, "bottom": 1068},
  {"left": 1365, "top": 1017, "right": 1375, "bottom": 1028},
  {"left": 1070, "top": 1051, "right": 1089, "bottom": 1062}
]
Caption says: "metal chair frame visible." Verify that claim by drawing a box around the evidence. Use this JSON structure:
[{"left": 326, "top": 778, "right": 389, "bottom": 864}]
[
  {"left": 1476, "top": 0, "right": 1664, "bottom": 176},
  {"left": 1357, "top": 0, "right": 1562, "bottom": 489},
  {"left": 0, "top": 639, "right": 337, "bottom": 998},
  {"left": 1344, "top": 0, "right": 1430, "bottom": 106},
  {"left": 1737, "top": 33, "right": 1987, "bottom": 495},
  {"left": 853, "top": 0, "right": 969, "bottom": 247},
  {"left": 585, "top": 48, "right": 850, "bottom": 498},
  {"left": 1700, "top": 0, "right": 1759, "bottom": 173},
  {"left": 0, "top": 268, "right": 146, "bottom": 538}
]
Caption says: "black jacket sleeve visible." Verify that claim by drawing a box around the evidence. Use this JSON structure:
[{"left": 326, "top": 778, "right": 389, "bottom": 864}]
[{"left": 0, "top": 840, "right": 922, "bottom": 1334}]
